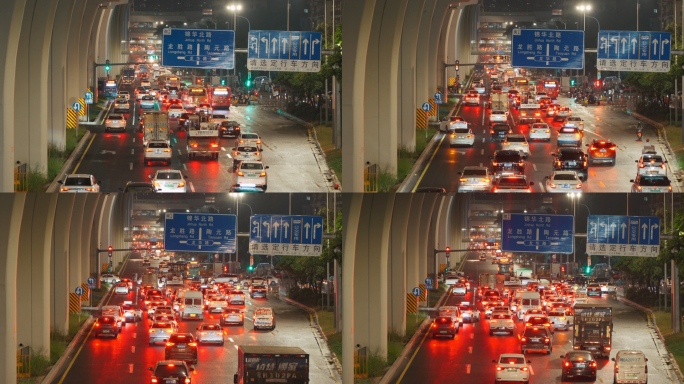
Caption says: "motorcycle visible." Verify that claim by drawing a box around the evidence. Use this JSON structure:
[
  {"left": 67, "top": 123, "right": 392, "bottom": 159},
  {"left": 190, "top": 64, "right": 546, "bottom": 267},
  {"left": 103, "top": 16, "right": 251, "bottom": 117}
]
[{"left": 637, "top": 129, "right": 643, "bottom": 141}]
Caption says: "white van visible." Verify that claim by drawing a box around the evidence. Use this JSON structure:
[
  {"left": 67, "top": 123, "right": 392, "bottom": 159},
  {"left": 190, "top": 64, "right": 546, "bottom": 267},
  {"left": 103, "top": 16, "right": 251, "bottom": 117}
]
[
  {"left": 179, "top": 290, "right": 204, "bottom": 321},
  {"left": 517, "top": 291, "right": 541, "bottom": 319},
  {"left": 612, "top": 350, "right": 648, "bottom": 384},
  {"left": 253, "top": 307, "right": 275, "bottom": 330}
]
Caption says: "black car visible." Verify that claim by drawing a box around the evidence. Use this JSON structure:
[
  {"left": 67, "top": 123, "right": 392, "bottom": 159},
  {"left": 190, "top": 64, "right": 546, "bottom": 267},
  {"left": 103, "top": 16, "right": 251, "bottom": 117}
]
[
  {"left": 94, "top": 315, "right": 119, "bottom": 338},
  {"left": 560, "top": 351, "right": 597, "bottom": 381},
  {"left": 490, "top": 123, "right": 512, "bottom": 141},
  {"left": 431, "top": 316, "right": 458, "bottom": 339},
  {"left": 119, "top": 181, "right": 157, "bottom": 193},
  {"left": 219, "top": 120, "right": 241, "bottom": 138},
  {"left": 520, "top": 326, "right": 553, "bottom": 354},
  {"left": 164, "top": 333, "right": 198, "bottom": 364},
  {"left": 149, "top": 360, "right": 194, "bottom": 383},
  {"left": 490, "top": 150, "right": 525, "bottom": 175},
  {"left": 552, "top": 147, "right": 588, "bottom": 180}
]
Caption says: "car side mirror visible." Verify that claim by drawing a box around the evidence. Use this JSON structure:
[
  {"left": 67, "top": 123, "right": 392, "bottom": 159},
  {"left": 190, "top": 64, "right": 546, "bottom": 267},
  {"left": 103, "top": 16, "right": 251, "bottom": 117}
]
[
  {"left": 149, "top": 367, "right": 154, "bottom": 371},
  {"left": 265, "top": 166, "right": 270, "bottom": 169},
  {"left": 492, "top": 360, "right": 497, "bottom": 363},
  {"left": 611, "top": 357, "right": 616, "bottom": 362},
  {"left": 630, "top": 179, "right": 635, "bottom": 183},
  {"left": 635, "top": 160, "right": 639, "bottom": 163},
  {"left": 527, "top": 360, "right": 532, "bottom": 364}
]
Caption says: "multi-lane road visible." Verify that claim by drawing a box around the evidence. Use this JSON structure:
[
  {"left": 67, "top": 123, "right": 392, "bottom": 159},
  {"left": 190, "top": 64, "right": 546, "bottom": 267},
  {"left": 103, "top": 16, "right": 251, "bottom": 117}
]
[
  {"left": 57, "top": 83, "right": 333, "bottom": 193},
  {"left": 51, "top": 252, "right": 341, "bottom": 383},
  {"left": 414, "top": 92, "right": 681, "bottom": 193},
  {"left": 387, "top": 252, "right": 676, "bottom": 383}
]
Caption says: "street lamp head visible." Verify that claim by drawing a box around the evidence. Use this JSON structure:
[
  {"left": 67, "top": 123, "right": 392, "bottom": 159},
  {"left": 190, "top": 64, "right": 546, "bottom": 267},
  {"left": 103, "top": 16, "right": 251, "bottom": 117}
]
[
  {"left": 576, "top": 4, "right": 591, "bottom": 12},
  {"left": 227, "top": 4, "right": 242, "bottom": 11}
]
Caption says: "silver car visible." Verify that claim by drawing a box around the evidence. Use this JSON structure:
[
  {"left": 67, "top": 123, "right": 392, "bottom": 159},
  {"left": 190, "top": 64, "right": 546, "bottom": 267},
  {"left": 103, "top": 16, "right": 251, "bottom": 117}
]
[
  {"left": 196, "top": 323, "right": 224, "bottom": 345},
  {"left": 148, "top": 321, "right": 177, "bottom": 345},
  {"left": 457, "top": 166, "right": 492, "bottom": 192}
]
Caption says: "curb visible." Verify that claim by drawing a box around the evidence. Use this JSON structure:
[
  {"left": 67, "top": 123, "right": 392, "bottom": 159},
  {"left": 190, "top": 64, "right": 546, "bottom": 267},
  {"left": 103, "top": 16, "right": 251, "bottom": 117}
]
[
  {"left": 41, "top": 316, "right": 95, "bottom": 384},
  {"left": 277, "top": 295, "right": 342, "bottom": 382},
  {"left": 616, "top": 296, "right": 683, "bottom": 383},
  {"left": 274, "top": 109, "right": 342, "bottom": 192},
  {"left": 45, "top": 100, "right": 113, "bottom": 192}
]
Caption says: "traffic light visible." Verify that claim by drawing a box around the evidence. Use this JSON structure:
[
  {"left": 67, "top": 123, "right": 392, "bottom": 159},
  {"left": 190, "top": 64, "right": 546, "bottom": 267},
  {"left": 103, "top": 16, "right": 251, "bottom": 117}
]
[
  {"left": 561, "top": 265, "right": 566, "bottom": 273},
  {"left": 220, "top": 78, "right": 226, "bottom": 86},
  {"left": 245, "top": 78, "right": 252, "bottom": 88},
  {"left": 107, "top": 245, "right": 113, "bottom": 258},
  {"left": 585, "top": 265, "right": 591, "bottom": 274},
  {"left": 105, "top": 60, "right": 110, "bottom": 72},
  {"left": 570, "top": 79, "right": 576, "bottom": 86},
  {"left": 594, "top": 80, "right": 602, "bottom": 88},
  {"left": 445, "top": 246, "right": 451, "bottom": 258},
  {"left": 454, "top": 60, "right": 459, "bottom": 72},
  {"left": 248, "top": 265, "right": 254, "bottom": 272}
]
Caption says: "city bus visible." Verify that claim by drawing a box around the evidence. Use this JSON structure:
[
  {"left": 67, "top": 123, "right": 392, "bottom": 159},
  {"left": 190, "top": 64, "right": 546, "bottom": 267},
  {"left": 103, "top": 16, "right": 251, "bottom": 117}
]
[
  {"left": 513, "top": 77, "right": 530, "bottom": 93},
  {"left": 166, "top": 76, "right": 181, "bottom": 89},
  {"left": 211, "top": 86, "right": 232, "bottom": 111},
  {"left": 104, "top": 80, "right": 118, "bottom": 98},
  {"left": 168, "top": 261, "right": 189, "bottom": 277},
  {"left": 538, "top": 79, "right": 560, "bottom": 99}
]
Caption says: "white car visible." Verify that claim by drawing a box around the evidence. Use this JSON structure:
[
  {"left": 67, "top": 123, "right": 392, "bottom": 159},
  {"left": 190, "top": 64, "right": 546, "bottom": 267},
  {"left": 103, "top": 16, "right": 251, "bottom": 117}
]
[
  {"left": 148, "top": 321, "right": 178, "bottom": 345},
  {"left": 556, "top": 106, "right": 572, "bottom": 117},
  {"left": 458, "top": 302, "right": 481, "bottom": 323},
  {"left": 143, "top": 140, "right": 172, "bottom": 166},
  {"left": 113, "top": 98, "right": 130, "bottom": 113},
  {"left": 547, "top": 310, "right": 572, "bottom": 331},
  {"left": 232, "top": 146, "right": 262, "bottom": 169},
  {"left": 565, "top": 116, "right": 585, "bottom": 131},
  {"left": 114, "top": 282, "right": 130, "bottom": 294},
  {"left": 636, "top": 153, "right": 667, "bottom": 175},
  {"left": 489, "top": 313, "right": 515, "bottom": 335},
  {"left": 150, "top": 170, "right": 187, "bottom": 193},
  {"left": 235, "top": 132, "right": 263, "bottom": 151},
  {"left": 545, "top": 170, "right": 583, "bottom": 193},
  {"left": 58, "top": 174, "right": 101, "bottom": 193},
  {"left": 457, "top": 166, "right": 492, "bottom": 192},
  {"left": 100, "top": 273, "right": 121, "bottom": 284},
  {"left": 235, "top": 161, "right": 268, "bottom": 191},
  {"left": 452, "top": 283, "right": 467, "bottom": 296},
  {"left": 136, "top": 91, "right": 148, "bottom": 101},
  {"left": 439, "top": 115, "right": 467, "bottom": 132},
  {"left": 139, "top": 95, "right": 156, "bottom": 109},
  {"left": 117, "top": 91, "right": 130, "bottom": 102},
  {"left": 501, "top": 134, "right": 530, "bottom": 158},
  {"left": 493, "top": 354, "right": 531, "bottom": 383},
  {"left": 529, "top": 122, "right": 551, "bottom": 141},
  {"left": 207, "top": 296, "right": 229, "bottom": 313},
  {"left": 489, "top": 110, "right": 508, "bottom": 123},
  {"left": 463, "top": 91, "right": 480, "bottom": 105},
  {"left": 167, "top": 104, "right": 185, "bottom": 118},
  {"left": 557, "top": 126, "right": 583, "bottom": 147},
  {"left": 105, "top": 113, "right": 126, "bottom": 132},
  {"left": 196, "top": 323, "right": 224, "bottom": 345},
  {"left": 448, "top": 127, "right": 475, "bottom": 147}
]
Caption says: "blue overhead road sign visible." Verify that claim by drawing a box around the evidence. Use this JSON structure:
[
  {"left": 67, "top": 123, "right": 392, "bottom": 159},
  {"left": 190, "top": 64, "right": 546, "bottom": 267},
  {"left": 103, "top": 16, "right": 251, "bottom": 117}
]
[
  {"left": 501, "top": 213, "right": 574, "bottom": 254},
  {"left": 249, "top": 215, "right": 324, "bottom": 256},
  {"left": 162, "top": 28, "right": 235, "bottom": 69},
  {"left": 597, "top": 30, "right": 671, "bottom": 73},
  {"left": 247, "top": 30, "right": 322, "bottom": 72},
  {"left": 511, "top": 29, "right": 584, "bottom": 69},
  {"left": 164, "top": 213, "right": 237, "bottom": 253},
  {"left": 586, "top": 215, "right": 660, "bottom": 257}
]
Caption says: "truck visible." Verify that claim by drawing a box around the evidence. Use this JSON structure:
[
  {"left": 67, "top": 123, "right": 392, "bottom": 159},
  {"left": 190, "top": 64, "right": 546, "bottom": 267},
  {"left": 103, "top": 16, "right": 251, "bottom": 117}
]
[
  {"left": 234, "top": 345, "right": 309, "bottom": 384},
  {"left": 572, "top": 305, "right": 613, "bottom": 358},
  {"left": 122, "top": 69, "right": 135, "bottom": 85},
  {"left": 186, "top": 114, "right": 220, "bottom": 160},
  {"left": 141, "top": 111, "right": 169, "bottom": 147},
  {"left": 478, "top": 273, "right": 497, "bottom": 290},
  {"left": 141, "top": 272, "right": 158, "bottom": 289},
  {"left": 489, "top": 92, "right": 508, "bottom": 112}
]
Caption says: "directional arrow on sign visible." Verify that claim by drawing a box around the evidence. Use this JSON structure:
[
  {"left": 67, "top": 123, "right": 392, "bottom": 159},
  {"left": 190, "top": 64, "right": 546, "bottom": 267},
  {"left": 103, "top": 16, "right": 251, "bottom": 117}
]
[
  {"left": 652, "top": 38, "right": 659, "bottom": 55},
  {"left": 651, "top": 223, "right": 659, "bottom": 239},
  {"left": 304, "top": 222, "right": 311, "bottom": 239},
  {"left": 611, "top": 37, "right": 619, "bottom": 54},
  {"left": 589, "top": 221, "right": 597, "bottom": 238},
  {"left": 661, "top": 39, "right": 670, "bottom": 56},
  {"left": 600, "top": 222, "right": 608, "bottom": 237},
  {"left": 312, "top": 38, "right": 320, "bottom": 56},
  {"left": 303, "top": 38, "right": 310, "bottom": 55},
  {"left": 621, "top": 37, "right": 627, "bottom": 53},
  {"left": 642, "top": 223, "right": 648, "bottom": 239},
  {"left": 313, "top": 223, "right": 322, "bottom": 239},
  {"left": 281, "top": 38, "right": 289, "bottom": 54},
  {"left": 600, "top": 37, "right": 609, "bottom": 54},
  {"left": 261, "top": 37, "right": 270, "bottom": 54},
  {"left": 271, "top": 37, "right": 277, "bottom": 54},
  {"left": 263, "top": 221, "right": 271, "bottom": 237},
  {"left": 631, "top": 38, "right": 637, "bottom": 54},
  {"left": 610, "top": 222, "right": 616, "bottom": 239},
  {"left": 273, "top": 221, "right": 280, "bottom": 238},
  {"left": 283, "top": 221, "right": 290, "bottom": 238},
  {"left": 252, "top": 220, "right": 260, "bottom": 237},
  {"left": 621, "top": 222, "right": 627, "bottom": 239}
]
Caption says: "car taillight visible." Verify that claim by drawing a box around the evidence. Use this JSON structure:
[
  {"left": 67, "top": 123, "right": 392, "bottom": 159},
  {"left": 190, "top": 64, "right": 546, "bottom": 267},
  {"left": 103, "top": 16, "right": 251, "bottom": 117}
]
[
  {"left": 211, "top": 143, "right": 219, "bottom": 148},
  {"left": 564, "top": 361, "right": 571, "bottom": 367},
  {"left": 590, "top": 361, "right": 597, "bottom": 368},
  {"left": 521, "top": 337, "right": 527, "bottom": 342},
  {"left": 237, "top": 171, "right": 244, "bottom": 176},
  {"left": 639, "top": 163, "right": 645, "bottom": 168},
  {"left": 178, "top": 182, "right": 185, "bottom": 187},
  {"left": 520, "top": 367, "right": 528, "bottom": 371},
  {"left": 660, "top": 163, "right": 666, "bottom": 168},
  {"left": 576, "top": 183, "right": 582, "bottom": 189},
  {"left": 431, "top": 323, "right": 436, "bottom": 328},
  {"left": 260, "top": 172, "right": 267, "bottom": 177},
  {"left": 185, "top": 379, "right": 190, "bottom": 384},
  {"left": 166, "top": 342, "right": 175, "bottom": 346},
  {"left": 188, "top": 342, "right": 197, "bottom": 347},
  {"left": 496, "top": 366, "right": 503, "bottom": 371},
  {"left": 151, "top": 378, "right": 158, "bottom": 383},
  {"left": 637, "top": 186, "right": 642, "bottom": 191},
  {"left": 544, "top": 337, "right": 550, "bottom": 343},
  {"left": 95, "top": 322, "right": 100, "bottom": 327}
]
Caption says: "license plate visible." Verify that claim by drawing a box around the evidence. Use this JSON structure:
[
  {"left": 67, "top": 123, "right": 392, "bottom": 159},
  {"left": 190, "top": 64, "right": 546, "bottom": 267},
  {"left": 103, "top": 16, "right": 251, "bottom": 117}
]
[
  {"left": 650, "top": 188, "right": 662, "bottom": 192},
  {"left": 576, "top": 363, "right": 586, "bottom": 368},
  {"left": 190, "top": 314, "right": 196, "bottom": 317},
  {"left": 164, "top": 183, "right": 176, "bottom": 187},
  {"left": 626, "top": 373, "right": 638, "bottom": 378},
  {"left": 102, "top": 330, "right": 110, "bottom": 333},
  {"left": 531, "top": 338, "right": 540, "bottom": 342},
  {"left": 507, "top": 368, "right": 517, "bottom": 372},
  {"left": 155, "top": 150, "right": 162, "bottom": 154},
  {"left": 177, "top": 344, "right": 186, "bottom": 348},
  {"left": 600, "top": 149, "right": 607, "bottom": 153},
  {"left": 165, "top": 380, "right": 177, "bottom": 384},
  {"left": 588, "top": 347, "right": 597, "bottom": 351},
  {"left": 439, "top": 331, "right": 448, "bottom": 334},
  {"left": 561, "top": 184, "right": 570, "bottom": 188},
  {"left": 648, "top": 170, "right": 659, "bottom": 174},
  {"left": 568, "top": 161, "right": 576, "bottom": 166}
]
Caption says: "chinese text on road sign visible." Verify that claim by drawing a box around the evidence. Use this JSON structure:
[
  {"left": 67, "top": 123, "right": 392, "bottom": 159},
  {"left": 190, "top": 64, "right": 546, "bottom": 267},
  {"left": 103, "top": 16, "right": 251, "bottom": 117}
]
[
  {"left": 597, "top": 31, "right": 671, "bottom": 73},
  {"left": 586, "top": 215, "right": 660, "bottom": 257}
]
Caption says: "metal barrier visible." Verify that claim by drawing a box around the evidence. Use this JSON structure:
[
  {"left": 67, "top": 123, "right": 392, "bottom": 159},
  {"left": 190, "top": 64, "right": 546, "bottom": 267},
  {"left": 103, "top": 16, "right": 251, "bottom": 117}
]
[
  {"left": 14, "top": 162, "right": 28, "bottom": 191},
  {"left": 354, "top": 345, "right": 368, "bottom": 379},
  {"left": 364, "top": 163, "right": 378, "bottom": 192},
  {"left": 17, "top": 345, "right": 30, "bottom": 378}
]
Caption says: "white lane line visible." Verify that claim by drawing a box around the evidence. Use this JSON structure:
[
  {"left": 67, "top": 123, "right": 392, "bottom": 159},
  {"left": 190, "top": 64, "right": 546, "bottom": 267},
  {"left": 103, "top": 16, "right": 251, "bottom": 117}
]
[
  {"left": 481, "top": 149, "right": 484, "bottom": 155},
  {"left": 189, "top": 182, "right": 196, "bottom": 192},
  {"left": 470, "top": 333, "right": 474, "bottom": 339},
  {"left": 133, "top": 333, "right": 136, "bottom": 338},
  {"left": 131, "top": 346, "right": 135, "bottom": 353},
  {"left": 182, "top": 163, "right": 188, "bottom": 171},
  {"left": 466, "top": 364, "right": 471, "bottom": 374},
  {"left": 129, "top": 364, "right": 134, "bottom": 373},
  {"left": 529, "top": 366, "right": 534, "bottom": 375},
  {"left": 131, "top": 149, "right": 135, "bottom": 155},
  {"left": 479, "top": 162, "right": 483, "bottom": 167},
  {"left": 533, "top": 164, "right": 537, "bottom": 172},
  {"left": 468, "top": 346, "right": 473, "bottom": 354},
  {"left": 129, "top": 162, "right": 133, "bottom": 170},
  {"left": 538, "top": 182, "right": 545, "bottom": 192}
]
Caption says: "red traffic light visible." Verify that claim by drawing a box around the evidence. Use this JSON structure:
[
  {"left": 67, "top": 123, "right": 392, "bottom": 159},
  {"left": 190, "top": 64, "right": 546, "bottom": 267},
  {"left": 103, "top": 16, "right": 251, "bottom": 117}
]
[
  {"left": 108, "top": 246, "right": 113, "bottom": 252},
  {"left": 445, "top": 246, "right": 451, "bottom": 257}
]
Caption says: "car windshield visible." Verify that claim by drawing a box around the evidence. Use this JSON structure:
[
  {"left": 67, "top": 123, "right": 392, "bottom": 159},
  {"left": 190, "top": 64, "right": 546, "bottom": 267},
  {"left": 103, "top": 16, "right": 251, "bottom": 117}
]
[
  {"left": 241, "top": 162, "right": 264, "bottom": 170},
  {"left": 148, "top": 142, "right": 168, "bottom": 149},
  {"left": 462, "top": 169, "right": 487, "bottom": 177},
  {"left": 492, "top": 125, "right": 509, "bottom": 131},
  {"left": 497, "top": 178, "right": 527, "bottom": 187},
  {"left": 156, "top": 172, "right": 181, "bottom": 180},
  {"left": 109, "top": 115, "right": 123, "bottom": 120},
  {"left": 243, "top": 134, "right": 258, "bottom": 139},
  {"left": 639, "top": 176, "right": 669, "bottom": 186},
  {"left": 592, "top": 141, "right": 614, "bottom": 148},
  {"left": 495, "top": 153, "right": 521, "bottom": 162},
  {"left": 99, "top": 317, "right": 115, "bottom": 324},
  {"left": 642, "top": 155, "right": 663, "bottom": 163},
  {"left": 201, "top": 325, "right": 220, "bottom": 331},
  {"left": 237, "top": 146, "right": 257, "bottom": 152},
  {"left": 553, "top": 174, "right": 577, "bottom": 181},
  {"left": 500, "top": 356, "right": 525, "bottom": 365},
  {"left": 525, "top": 328, "right": 547, "bottom": 336},
  {"left": 506, "top": 136, "right": 526, "bottom": 142},
  {"left": 532, "top": 124, "right": 547, "bottom": 129},
  {"left": 64, "top": 177, "right": 92, "bottom": 186},
  {"left": 559, "top": 151, "right": 584, "bottom": 161},
  {"left": 450, "top": 128, "right": 469, "bottom": 134},
  {"left": 560, "top": 127, "right": 577, "bottom": 133},
  {"left": 151, "top": 323, "right": 172, "bottom": 329},
  {"left": 154, "top": 364, "right": 189, "bottom": 377},
  {"left": 493, "top": 314, "right": 511, "bottom": 320}
]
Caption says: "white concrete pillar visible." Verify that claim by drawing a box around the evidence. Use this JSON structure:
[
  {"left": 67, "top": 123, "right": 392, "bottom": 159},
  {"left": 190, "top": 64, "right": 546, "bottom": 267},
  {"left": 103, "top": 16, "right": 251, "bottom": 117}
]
[
  {"left": 415, "top": 0, "right": 437, "bottom": 116},
  {"left": 78, "top": 0, "right": 102, "bottom": 94},
  {"left": 398, "top": 0, "right": 426, "bottom": 151},
  {"left": 389, "top": 194, "right": 412, "bottom": 335},
  {"left": 52, "top": 194, "right": 75, "bottom": 335},
  {"left": 406, "top": 194, "right": 424, "bottom": 295},
  {"left": 341, "top": 193, "right": 363, "bottom": 384},
  {"left": 16, "top": 194, "right": 57, "bottom": 359},
  {"left": 426, "top": 0, "right": 452, "bottom": 100},
  {"left": 65, "top": 0, "right": 87, "bottom": 111},
  {"left": 49, "top": 0, "right": 77, "bottom": 150},
  {"left": 341, "top": 0, "right": 376, "bottom": 192},
  {"left": 68, "top": 196, "right": 87, "bottom": 300},
  {"left": 0, "top": 0, "right": 26, "bottom": 191},
  {"left": 0, "top": 194, "right": 26, "bottom": 382},
  {"left": 418, "top": 194, "right": 438, "bottom": 298}
]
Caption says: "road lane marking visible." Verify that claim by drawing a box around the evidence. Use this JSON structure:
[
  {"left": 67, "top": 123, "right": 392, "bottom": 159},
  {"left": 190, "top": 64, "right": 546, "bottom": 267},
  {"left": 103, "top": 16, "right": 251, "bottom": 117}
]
[
  {"left": 538, "top": 182, "right": 545, "bottom": 192},
  {"left": 189, "top": 182, "right": 196, "bottom": 192},
  {"left": 529, "top": 366, "right": 534, "bottom": 375},
  {"left": 133, "top": 333, "right": 136, "bottom": 338},
  {"left": 410, "top": 133, "right": 448, "bottom": 192},
  {"left": 131, "top": 346, "right": 135, "bottom": 353},
  {"left": 131, "top": 149, "right": 134, "bottom": 155},
  {"left": 533, "top": 164, "right": 537, "bottom": 171},
  {"left": 129, "top": 163, "right": 133, "bottom": 170},
  {"left": 470, "top": 333, "right": 474, "bottom": 339},
  {"left": 182, "top": 163, "right": 187, "bottom": 170},
  {"left": 466, "top": 364, "right": 471, "bottom": 374},
  {"left": 129, "top": 364, "right": 134, "bottom": 373},
  {"left": 479, "top": 162, "right": 483, "bottom": 167},
  {"left": 71, "top": 133, "right": 98, "bottom": 173},
  {"left": 599, "top": 181, "right": 606, "bottom": 188},
  {"left": 468, "top": 346, "right": 473, "bottom": 354}
]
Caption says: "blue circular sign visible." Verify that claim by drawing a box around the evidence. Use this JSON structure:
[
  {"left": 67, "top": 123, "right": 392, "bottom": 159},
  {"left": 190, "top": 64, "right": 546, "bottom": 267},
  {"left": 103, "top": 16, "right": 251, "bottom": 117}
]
[
  {"left": 75, "top": 286, "right": 84, "bottom": 296},
  {"left": 85, "top": 92, "right": 93, "bottom": 99},
  {"left": 425, "top": 278, "right": 433, "bottom": 285},
  {"left": 87, "top": 277, "right": 95, "bottom": 284},
  {"left": 434, "top": 92, "right": 443, "bottom": 100},
  {"left": 421, "top": 102, "right": 431, "bottom": 112},
  {"left": 72, "top": 102, "right": 82, "bottom": 111},
  {"left": 412, "top": 287, "right": 421, "bottom": 296}
]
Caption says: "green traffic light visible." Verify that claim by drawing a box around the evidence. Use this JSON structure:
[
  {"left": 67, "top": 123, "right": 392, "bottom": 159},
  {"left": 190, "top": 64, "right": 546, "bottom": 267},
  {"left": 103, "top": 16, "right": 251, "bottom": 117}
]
[{"left": 245, "top": 80, "right": 252, "bottom": 87}]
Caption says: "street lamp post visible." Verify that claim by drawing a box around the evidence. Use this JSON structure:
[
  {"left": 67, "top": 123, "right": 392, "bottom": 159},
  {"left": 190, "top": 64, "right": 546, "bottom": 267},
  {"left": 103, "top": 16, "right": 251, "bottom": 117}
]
[
  {"left": 576, "top": 4, "right": 591, "bottom": 78},
  {"left": 226, "top": 3, "right": 243, "bottom": 78},
  {"left": 568, "top": 192, "right": 582, "bottom": 266}
]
